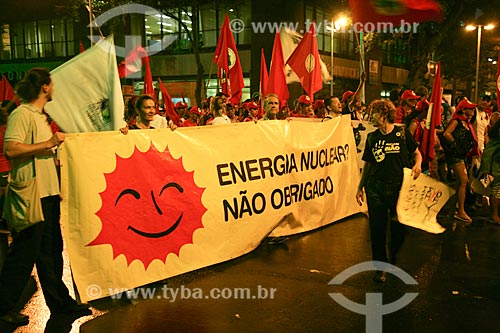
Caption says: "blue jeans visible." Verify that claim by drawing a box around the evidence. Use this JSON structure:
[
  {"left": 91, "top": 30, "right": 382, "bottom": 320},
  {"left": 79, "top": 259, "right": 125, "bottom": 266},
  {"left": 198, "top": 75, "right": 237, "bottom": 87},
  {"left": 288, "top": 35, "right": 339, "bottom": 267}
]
[{"left": 366, "top": 178, "right": 406, "bottom": 264}]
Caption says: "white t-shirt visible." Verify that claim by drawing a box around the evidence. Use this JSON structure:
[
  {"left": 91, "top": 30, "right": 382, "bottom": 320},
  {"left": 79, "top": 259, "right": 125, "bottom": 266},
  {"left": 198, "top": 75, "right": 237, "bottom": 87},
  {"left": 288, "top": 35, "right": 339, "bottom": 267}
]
[
  {"left": 211, "top": 115, "right": 231, "bottom": 125},
  {"left": 5, "top": 104, "right": 60, "bottom": 198}
]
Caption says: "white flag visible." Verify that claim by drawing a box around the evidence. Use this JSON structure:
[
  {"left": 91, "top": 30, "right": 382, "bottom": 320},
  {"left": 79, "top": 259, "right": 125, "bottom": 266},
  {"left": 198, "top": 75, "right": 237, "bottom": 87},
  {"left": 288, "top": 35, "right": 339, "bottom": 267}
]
[
  {"left": 45, "top": 36, "right": 125, "bottom": 132},
  {"left": 397, "top": 169, "right": 453, "bottom": 234}
]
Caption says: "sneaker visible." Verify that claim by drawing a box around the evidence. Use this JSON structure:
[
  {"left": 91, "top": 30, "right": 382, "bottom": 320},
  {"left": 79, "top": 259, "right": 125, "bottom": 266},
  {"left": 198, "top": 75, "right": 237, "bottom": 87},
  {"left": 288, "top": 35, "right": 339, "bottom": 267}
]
[
  {"left": 372, "top": 271, "right": 387, "bottom": 283},
  {"left": 0, "top": 311, "right": 29, "bottom": 326}
]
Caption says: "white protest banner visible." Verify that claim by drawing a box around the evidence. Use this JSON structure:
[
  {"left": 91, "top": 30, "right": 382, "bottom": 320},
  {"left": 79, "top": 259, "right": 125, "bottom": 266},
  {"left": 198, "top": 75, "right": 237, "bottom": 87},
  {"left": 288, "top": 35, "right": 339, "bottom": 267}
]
[
  {"left": 45, "top": 36, "right": 125, "bottom": 132},
  {"left": 397, "top": 168, "right": 453, "bottom": 234},
  {"left": 60, "top": 116, "right": 364, "bottom": 301}
]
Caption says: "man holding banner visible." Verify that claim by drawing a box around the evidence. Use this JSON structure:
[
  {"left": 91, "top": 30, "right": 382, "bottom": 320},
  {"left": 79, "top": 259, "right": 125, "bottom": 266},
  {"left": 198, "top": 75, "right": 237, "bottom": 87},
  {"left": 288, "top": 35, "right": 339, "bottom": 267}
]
[{"left": 356, "top": 100, "right": 422, "bottom": 283}]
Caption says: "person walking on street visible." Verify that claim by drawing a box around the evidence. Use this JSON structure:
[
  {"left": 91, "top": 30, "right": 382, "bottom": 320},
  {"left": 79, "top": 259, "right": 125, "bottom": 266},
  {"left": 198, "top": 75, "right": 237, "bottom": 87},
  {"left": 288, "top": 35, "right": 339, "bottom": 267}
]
[
  {"left": 0, "top": 68, "right": 91, "bottom": 326},
  {"left": 356, "top": 100, "right": 422, "bottom": 283}
]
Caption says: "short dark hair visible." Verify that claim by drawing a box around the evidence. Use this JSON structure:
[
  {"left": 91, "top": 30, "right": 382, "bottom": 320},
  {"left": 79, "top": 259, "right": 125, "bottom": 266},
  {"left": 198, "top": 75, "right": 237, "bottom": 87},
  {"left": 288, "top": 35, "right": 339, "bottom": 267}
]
[{"left": 135, "top": 95, "right": 155, "bottom": 110}]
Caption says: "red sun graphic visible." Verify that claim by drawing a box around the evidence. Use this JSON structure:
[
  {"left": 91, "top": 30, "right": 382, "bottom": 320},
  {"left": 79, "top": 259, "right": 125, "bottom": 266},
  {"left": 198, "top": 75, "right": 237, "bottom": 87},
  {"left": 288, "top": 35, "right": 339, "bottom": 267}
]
[{"left": 88, "top": 144, "right": 206, "bottom": 268}]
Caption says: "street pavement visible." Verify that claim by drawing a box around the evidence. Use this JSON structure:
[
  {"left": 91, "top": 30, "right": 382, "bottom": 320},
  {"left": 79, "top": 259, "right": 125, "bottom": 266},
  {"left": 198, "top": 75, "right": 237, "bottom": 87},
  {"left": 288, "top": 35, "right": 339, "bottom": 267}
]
[{"left": 3, "top": 201, "right": 500, "bottom": 333}]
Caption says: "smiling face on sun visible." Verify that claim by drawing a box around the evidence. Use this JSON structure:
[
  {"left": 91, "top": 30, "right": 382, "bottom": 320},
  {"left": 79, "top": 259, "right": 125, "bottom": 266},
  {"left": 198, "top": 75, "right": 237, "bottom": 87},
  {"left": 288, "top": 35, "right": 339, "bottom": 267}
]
[{"left": 88, "top": 145, "right": 206, "bottom": 268}]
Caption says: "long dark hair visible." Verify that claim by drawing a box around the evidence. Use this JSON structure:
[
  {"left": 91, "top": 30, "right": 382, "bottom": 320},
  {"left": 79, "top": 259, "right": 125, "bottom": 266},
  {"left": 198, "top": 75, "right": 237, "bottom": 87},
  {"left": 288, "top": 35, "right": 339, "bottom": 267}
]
[{"left": 16, "top": 68, "right": 51, "bottom": 103}]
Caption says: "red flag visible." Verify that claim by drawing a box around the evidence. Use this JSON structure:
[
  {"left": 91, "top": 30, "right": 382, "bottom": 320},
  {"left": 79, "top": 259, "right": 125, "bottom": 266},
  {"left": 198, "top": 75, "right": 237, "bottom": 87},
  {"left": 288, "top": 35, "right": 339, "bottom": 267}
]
[
  {"left": 286, "top": 24, "right": 322, "bottom": 99},
  {"left": 420, "top": 61, "right": 441, "bottom": 164},
  {"left": 158, "top": 78, "right": 181, "bottom": 126},
  {"left": 266, "top": 32, "right": 289, "bottom": 105},
  {"left": 79, "top": 40, "right": 85, "bottom": 54},
  {"left": 0, "top": 75, "right": 15, "bottom": 101},
  {"left": 349, "top": 0, "right": 442, "bottom": 26},
  {"left": 118, "top": 45, "right": 148, "bottom": 78},
  {"left": 213, "top": 14, "right": 244, "bottom": 105},
  {"left": 142, "top": 52, "right": 154, "bottom": 96},
  {"left": 497, "top": 50, "right": 500, "bottom": 112},
  {"left": 260, "top": 48, "right": 268, "bottom": 99}
]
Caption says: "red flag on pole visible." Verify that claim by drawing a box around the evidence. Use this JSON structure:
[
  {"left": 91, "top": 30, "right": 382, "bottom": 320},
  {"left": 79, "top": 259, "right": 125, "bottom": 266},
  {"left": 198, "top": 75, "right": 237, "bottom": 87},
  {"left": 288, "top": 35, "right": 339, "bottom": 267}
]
[
  {"left": 213, "top": 14, "right": 244, "bottom": 105},
  {"left": 118, "top": 45, "right": 148, "bottom": 78},
  {"left": 286, "top": 24, "right": 322, "bottom": 99},
  {"left": 266, "top": 32, "right": 289, "bottom": 105},
  {"left": 496, "top": 50, "right": 500, "bottom": 112},
  {"left": 260, "top": 48, "right": 269, "bottom": 99},
  {"left": 348, "top": 0, "right": 442, "bottom": 26},
  {"left": 142, "top": 51, "right": 154, "bottom": 96},
  {"left": 420, "top": 61, "right": 442, "bottom": 164},
  {"left": 158, "top": 78, "right": 181, "bottom": 126}
]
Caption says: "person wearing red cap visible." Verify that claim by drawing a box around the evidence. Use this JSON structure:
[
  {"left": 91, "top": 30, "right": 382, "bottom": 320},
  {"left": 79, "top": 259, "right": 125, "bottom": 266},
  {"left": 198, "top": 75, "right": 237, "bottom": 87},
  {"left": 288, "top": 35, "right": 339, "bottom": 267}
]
[
  {"left": 341, "top": 72, "right": 366, "bottom": 118},
  {"left": 356, "top": 100, "right": 422, "bottom": 282},
  {"left": 394, "top": 90, "right": 419, "bottom": 124},
  {"left": 175, "top": 101, "right": 189, "bottom": 121},
  {"left": 180, "top": 106, "right": 201, "bottom": 127},
  {"left": 442, "top": 98, "right": 479, "bottom": 224},
  {"left": 243, "top": 101, "right": 260, "bottom": 122},
  {"left": 314, "top": 99, "right": 326, "bottom": 118},
  {"left": 295, "top": 95, "right": 314, "bottom": 118}
]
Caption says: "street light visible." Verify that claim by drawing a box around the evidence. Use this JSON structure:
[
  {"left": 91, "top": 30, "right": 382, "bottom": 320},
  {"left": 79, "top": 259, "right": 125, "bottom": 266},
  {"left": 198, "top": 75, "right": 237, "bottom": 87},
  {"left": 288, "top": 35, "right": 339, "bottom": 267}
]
[
  {"left": 466, "top": 23, "right": 495, "bottom": 102},
  {"left": 328, "top": 16, "right": 348, "bottom": 96}
]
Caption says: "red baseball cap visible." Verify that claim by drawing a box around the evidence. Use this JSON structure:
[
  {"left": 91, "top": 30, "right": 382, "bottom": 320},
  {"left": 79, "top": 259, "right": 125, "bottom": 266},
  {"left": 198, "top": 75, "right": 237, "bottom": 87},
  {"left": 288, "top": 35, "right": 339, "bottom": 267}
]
[
  {"left": 175, "top": 101, "right": 188, "bottom": 109},
  {"left": 298, "top": 95, "right": 312, "bottom": 105},
  {"left": 314, "top": 100, "right": 324, "bottom": 109},
  {"left": 342, "top": 90, "right": 355, "bottom": 102},
  {"left": 246, "top": 101, "right": 259, "bottom": 110},
  {"left": 401, "top": 90, "right": 420, "bottom": 100},
  {"left": 456, "top": 99, "right": 477, "bottom": 112},
  {"left": 190, "top": 106, "right": 201, "bottom": 115}
]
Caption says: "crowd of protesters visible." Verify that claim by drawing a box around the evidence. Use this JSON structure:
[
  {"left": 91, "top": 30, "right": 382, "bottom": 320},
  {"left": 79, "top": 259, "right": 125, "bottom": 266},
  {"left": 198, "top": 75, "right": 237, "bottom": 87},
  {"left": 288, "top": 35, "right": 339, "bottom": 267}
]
[{"left": 1, "top": 66, "right": 500, "bottom": 327}]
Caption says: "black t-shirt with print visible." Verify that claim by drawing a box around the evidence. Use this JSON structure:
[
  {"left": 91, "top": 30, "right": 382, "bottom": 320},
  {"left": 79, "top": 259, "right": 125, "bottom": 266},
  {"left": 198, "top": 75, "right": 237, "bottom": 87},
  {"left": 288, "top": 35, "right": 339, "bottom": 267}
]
[{"left": 362, "top": 126, "right": 418, "bottom": 183}]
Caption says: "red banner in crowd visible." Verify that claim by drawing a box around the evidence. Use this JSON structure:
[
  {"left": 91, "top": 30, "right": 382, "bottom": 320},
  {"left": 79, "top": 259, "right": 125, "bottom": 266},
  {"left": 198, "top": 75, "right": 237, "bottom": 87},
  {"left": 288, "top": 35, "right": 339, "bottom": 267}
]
[
  {"left": 267, "top": 32, "right": 289, "bottom": 105},
  {"left": 213, "top": 14, "right": 244, "bottom": 105},
  {"left": 286, "top": 24, "right": 322, "bottom": 99},
  {"left": 159, "top": 78, "right": 181, "bottom": 126},
  {"left": 420, "top": 61, "right": 441, "bottom": 164}
]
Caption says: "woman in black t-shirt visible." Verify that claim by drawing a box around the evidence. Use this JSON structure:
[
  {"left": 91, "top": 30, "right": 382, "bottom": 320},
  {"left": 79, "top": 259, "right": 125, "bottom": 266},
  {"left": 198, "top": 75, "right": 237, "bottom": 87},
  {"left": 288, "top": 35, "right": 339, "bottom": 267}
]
[{"left": 356, "top": 100, "right": 422, "bottom": 283}]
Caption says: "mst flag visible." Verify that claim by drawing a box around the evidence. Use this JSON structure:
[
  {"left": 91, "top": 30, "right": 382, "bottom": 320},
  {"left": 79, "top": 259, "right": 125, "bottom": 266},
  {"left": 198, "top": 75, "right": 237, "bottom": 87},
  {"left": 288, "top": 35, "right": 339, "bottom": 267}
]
[
  {"left": 286, "top": 24, "right": 322, "bottom": 99},
  {"left": 213, "top": 14, "right": 244, "bottom": 105},
  {"left": 349, "top": 0, "right": 442, "bottom": 25},
  {"left": 45, "top": 36, "right": 125, "bottom": 132},
  {"left": 420, "top": 61, "right": 441, "bottom": 164},
  {"left": 280, "top": 28, "right": 331, "bottom": 85},
  {"left": 266, "top": 32, "right": 289, "bottom": 105}
]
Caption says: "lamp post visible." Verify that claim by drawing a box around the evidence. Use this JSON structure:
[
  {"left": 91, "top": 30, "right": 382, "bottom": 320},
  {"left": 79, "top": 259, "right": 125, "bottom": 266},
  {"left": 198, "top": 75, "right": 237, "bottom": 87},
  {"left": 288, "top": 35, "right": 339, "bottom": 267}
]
[
  {"left": 329, "top": 17, "right": 347, "bottom": 96},
  {"left": 466, "top": 23, "right": 495, "bottom": 102}
]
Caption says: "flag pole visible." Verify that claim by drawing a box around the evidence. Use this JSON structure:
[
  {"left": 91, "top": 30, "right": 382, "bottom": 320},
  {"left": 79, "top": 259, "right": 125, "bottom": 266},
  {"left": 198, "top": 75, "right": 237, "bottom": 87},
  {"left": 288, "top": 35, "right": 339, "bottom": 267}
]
[{"left": 89, "top": 0, "right": 93, "bottom": 46}]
